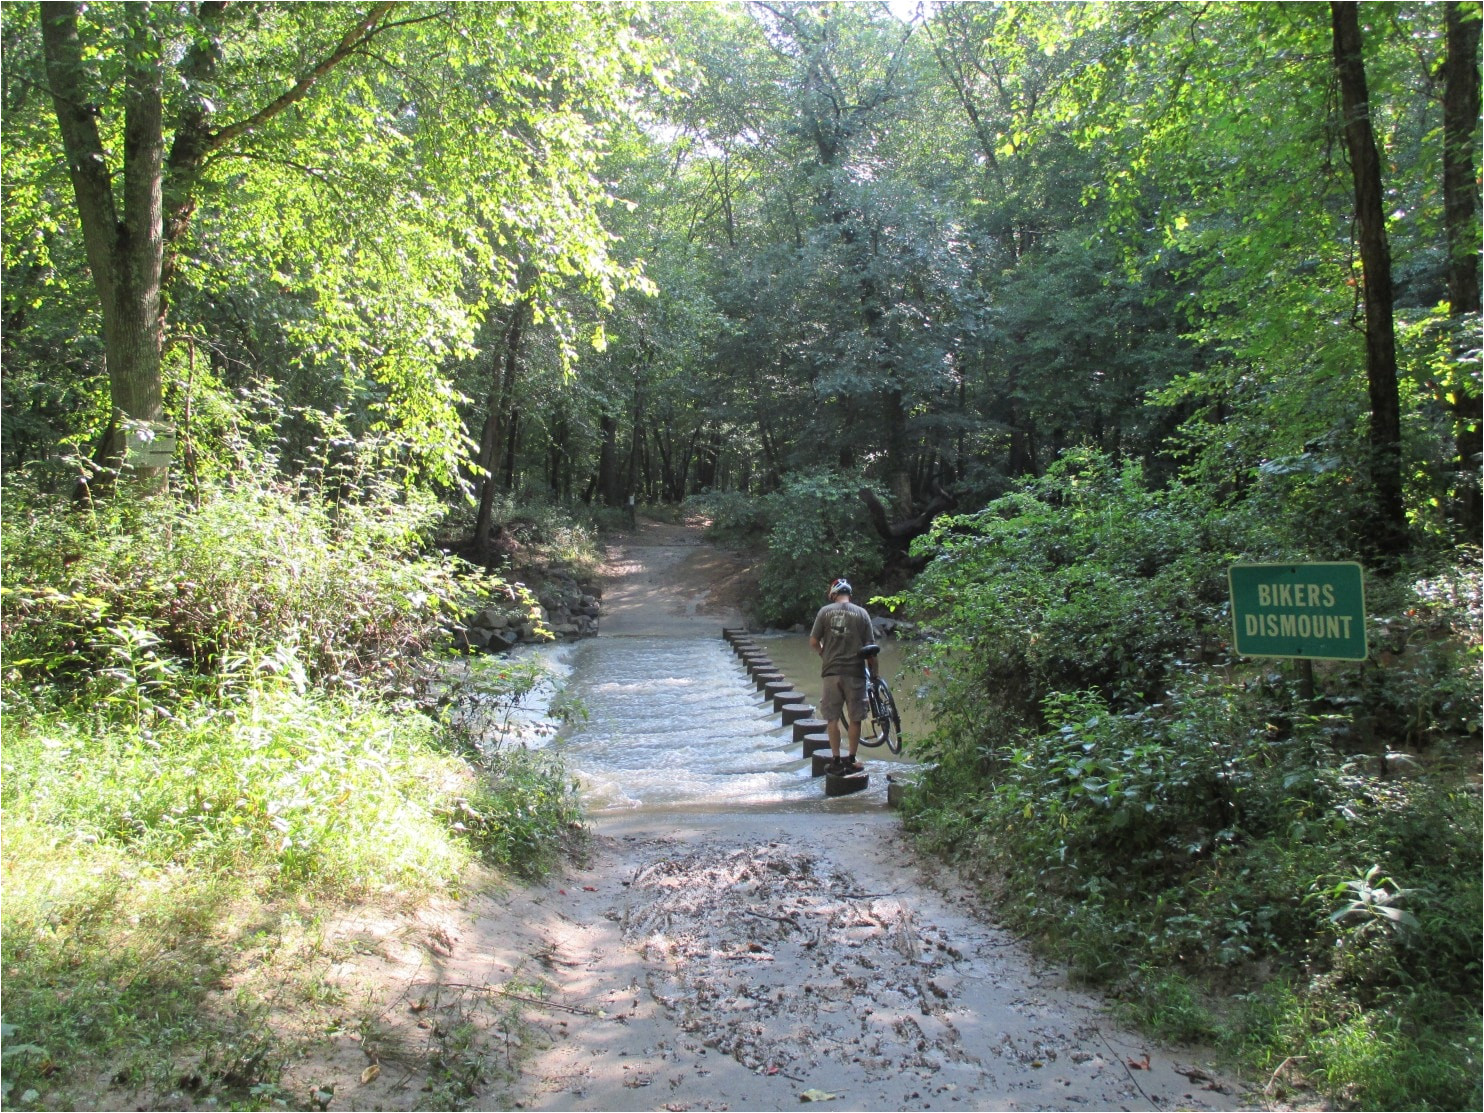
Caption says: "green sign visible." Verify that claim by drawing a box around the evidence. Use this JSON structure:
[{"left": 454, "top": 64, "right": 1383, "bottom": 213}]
[
  {"left": 123, "top": 423, "right": 177, "bottom": 469},
  {"left": 1228, "top": 562, "right": 1368, "bottom": 661}
]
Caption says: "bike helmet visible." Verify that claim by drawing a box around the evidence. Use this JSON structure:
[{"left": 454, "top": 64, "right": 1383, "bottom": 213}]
[{"left": 830, "top": 578, "right": 853, "bottom": 597}]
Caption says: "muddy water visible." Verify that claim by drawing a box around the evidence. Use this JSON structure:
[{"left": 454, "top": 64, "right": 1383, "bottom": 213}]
[{"left": 472, "top": 533, "right": 1249, "bottom": 1113}]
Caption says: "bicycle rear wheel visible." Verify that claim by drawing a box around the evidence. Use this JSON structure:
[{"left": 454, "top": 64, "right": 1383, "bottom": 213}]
[{"left": 872, "top": 679, "right": 903, "bottom": 754}]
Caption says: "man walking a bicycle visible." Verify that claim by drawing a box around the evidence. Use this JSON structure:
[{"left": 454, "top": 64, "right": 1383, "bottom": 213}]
[{"left": 810, "top": 577, "right": 873, "bottom": 775}]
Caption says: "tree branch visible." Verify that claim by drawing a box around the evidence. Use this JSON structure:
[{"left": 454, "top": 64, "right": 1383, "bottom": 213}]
[{"left": 206, "top": 1, "right": 401, "bottom": 155}]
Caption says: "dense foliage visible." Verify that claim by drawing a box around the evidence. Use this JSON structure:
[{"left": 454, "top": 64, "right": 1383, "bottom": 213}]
[{"left": 898, "top": 451, "right": 1482, "bottom": 1109}]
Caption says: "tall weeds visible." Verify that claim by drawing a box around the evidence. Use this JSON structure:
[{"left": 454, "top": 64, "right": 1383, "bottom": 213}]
[{"left": 0, "top": 476, "right": 585, "bottom": 1108}]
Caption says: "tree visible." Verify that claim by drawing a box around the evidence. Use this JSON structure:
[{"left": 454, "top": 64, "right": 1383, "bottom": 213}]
[
  {"left": 30, "top": 1, "right": 650, "bottom": 492},
  {"left": 39, "top": 1, "right": 402, "bottom": 482},
  {"left": 1331, "top": 0, "right": 1407, "bottom": 560}
]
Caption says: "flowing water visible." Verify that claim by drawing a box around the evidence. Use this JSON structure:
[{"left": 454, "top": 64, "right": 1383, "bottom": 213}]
[{"left": 514, "top": 631, "right": 923, "bottom": 814}]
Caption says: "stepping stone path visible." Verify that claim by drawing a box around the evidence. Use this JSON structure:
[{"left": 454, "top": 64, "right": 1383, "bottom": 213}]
[{"left": 723, "top": 627, "right": 870, "bottom": 798}]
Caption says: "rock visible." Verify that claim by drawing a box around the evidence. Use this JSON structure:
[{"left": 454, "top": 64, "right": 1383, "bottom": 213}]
[{"left": 452, "top": 570, "right": 601, "bottom": 653}]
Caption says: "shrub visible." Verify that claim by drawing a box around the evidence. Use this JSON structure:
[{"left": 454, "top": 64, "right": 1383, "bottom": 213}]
[
  {"left": 755, "top": 469, "right": 886, "bottom": 626},
  {"left": 684, "top": 490, "right": 769, "bottom": 546},
  {"left": 1, "top": 477, "right": 492, "bottom": 707},
  {"left": 905, "top": 450, "right": 1237, "bottom": 728}
]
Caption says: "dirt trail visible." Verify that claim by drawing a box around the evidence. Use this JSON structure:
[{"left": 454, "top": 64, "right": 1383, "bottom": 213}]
[{"left": 288, "top": 520, "right": 1256, "bottom": 1112}]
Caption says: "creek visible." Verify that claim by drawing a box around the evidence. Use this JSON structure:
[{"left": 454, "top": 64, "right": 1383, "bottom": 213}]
[{"left": 512, "top": 632, "right": 924, "bottom": 813}]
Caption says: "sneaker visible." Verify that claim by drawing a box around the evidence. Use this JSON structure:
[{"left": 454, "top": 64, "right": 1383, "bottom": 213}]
[
  {"left": 825, "top": 757, "right": 845, "bottom": 774},
  {"left": 840, "top": 756, "right": 864, "bottom": 774}
]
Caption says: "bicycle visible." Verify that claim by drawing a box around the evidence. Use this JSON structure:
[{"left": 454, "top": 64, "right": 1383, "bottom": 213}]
[{"left": 843, "top": 643, "right": 903, "bottom": 754}]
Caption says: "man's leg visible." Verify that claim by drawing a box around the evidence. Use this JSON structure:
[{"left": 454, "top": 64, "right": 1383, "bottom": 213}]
[
  {"left": 822, "top": 676, "right": 843, "bottom": 761},
  {"left": 845, "top": 677, "right": 866, "bottom": 764}
]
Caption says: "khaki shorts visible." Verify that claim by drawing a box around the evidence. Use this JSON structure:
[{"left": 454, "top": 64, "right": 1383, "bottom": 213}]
[{"left": 820, "top": 674, "right": 868, "bottom": 724}]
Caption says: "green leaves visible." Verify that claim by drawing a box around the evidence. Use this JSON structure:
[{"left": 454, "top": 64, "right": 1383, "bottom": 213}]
[
  {"left": 754, "top": 469, "right": 888, "bottom": 626},
  {"left": 1325, "top": 864, "right": 1423, "bottom": 936},
  {"left": 8, "top": 0, "right": 659, "bottom": 486}
]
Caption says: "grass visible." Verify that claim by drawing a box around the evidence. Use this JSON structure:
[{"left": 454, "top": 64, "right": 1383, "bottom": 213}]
[
  {"left": 0, "top": 477, "right": 601, "bottom": 1109},
  {"left": 1233, "top": 981, "right": 1483, "bottom": 1111},
  {"left": 0, "top": 680, "right": 583, "bottom": 1110}
]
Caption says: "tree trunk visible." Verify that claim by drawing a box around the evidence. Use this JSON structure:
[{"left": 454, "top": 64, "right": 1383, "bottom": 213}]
[
  {"left": 860, "top": 483, "right": 958, "bottom": 570},
  {"left": 548, "top": 415, "right": 572, "bottom": 501},
  {"left": 1331, "top": 1, "right": 1408, "bottom": 562},
  {"left": 626, "top": 383, "right": 645, "bottom": 503},
  {"left": 474, "top": 296, "right": 530, "bottom": 553},
  {"left": 757, "top": 409, "right": 781, "bottom": 493},
  {"left": 598, "top": 413, "right": 623, "bottom": 506},
  {"left": 882, "top": 384, "right": 913, "bottom": 512},
  {"left": 674, "top": 426, "right": 700, "bottom": 502},
  {"left": 1443, "top": 1, "right": 1482, "bottom": 536},
  {"left": 42, "top": 2, "right": 167, "bottom": 480},
  {"left": 501, "top": 409, "right": 519, "bottom": 491},
  {"left": 694, "top": 424, "right": 719, "bottom": 492},
  {"left": 1443, "top": 3, "right": 1482, "bottom": 317}
]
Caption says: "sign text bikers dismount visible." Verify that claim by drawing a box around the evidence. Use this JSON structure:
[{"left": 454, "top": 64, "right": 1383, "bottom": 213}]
[{"left": 1228, "top": 562, "right": 1368, "bottom": 661}]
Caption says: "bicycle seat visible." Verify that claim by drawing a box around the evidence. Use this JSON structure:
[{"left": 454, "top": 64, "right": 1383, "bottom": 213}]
[{"left": 858, "top": 643, "right": 881, "bottom": 659}]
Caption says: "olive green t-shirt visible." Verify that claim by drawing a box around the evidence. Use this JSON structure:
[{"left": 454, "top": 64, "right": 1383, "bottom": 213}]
[{"left": 811, "top": 599, "right": 873, "bottom": 677}]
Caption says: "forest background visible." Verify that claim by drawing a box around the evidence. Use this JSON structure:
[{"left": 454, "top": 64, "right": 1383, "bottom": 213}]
[{"left": 1, "top": 1, "right": 1480, "bottom": 1110}]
